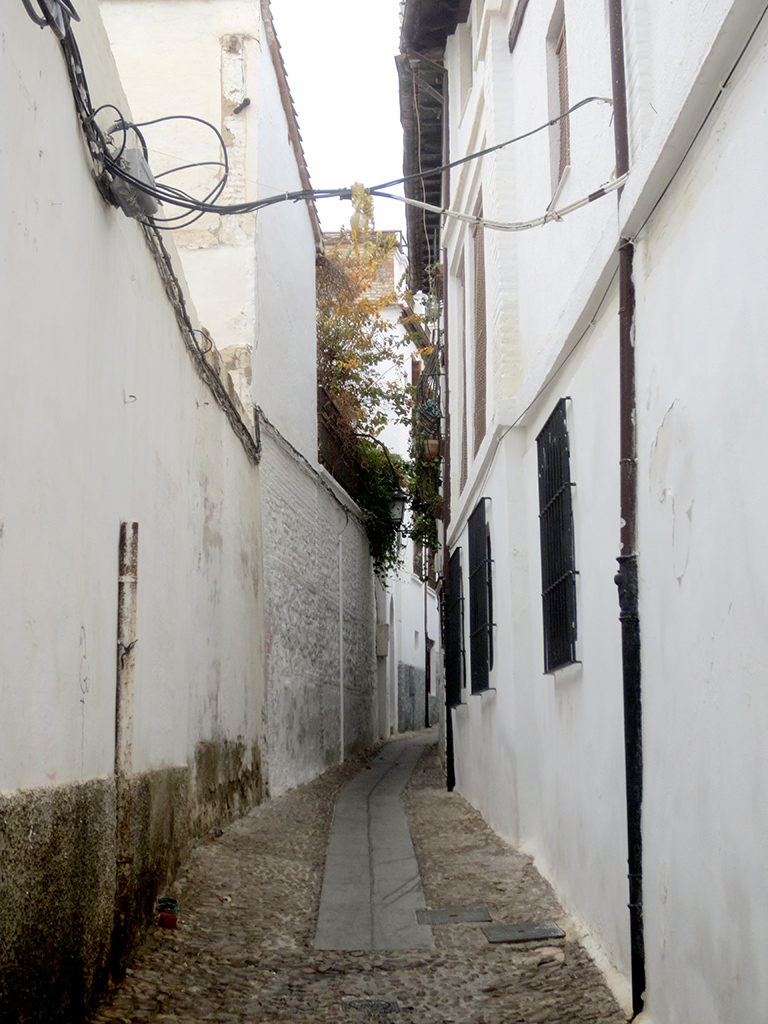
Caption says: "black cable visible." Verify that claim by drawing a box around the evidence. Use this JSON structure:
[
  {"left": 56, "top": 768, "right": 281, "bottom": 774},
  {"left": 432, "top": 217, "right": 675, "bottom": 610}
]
[
  {"left": 21, "top": 0, "right": 48, "bottom": 26},
  {"left": 154, "top": 161, "right": 227, "bottom": 179},
  {"left": 21, "top": 0, "right": 80, "bottom": 27},
  {"left": 104, "top": 114, "right": 232, "bottom": 220},
  {"left": 129, "top": 114, "right": 230, "bottom": 179},
  {"left": 33, "top": 0, "right": 60, "bottom": 33},
  {"left": 57, "top": 0, "right": 80, "bottom": 19},
  {"left": 152, "top": 162, "right": 228, "bottom": 227},
  {"left": 370, "top": 96, "right": 612, "bottom": 191},
  {"left": 103, "top": 155, "right": 349, "bottom": 216},
  {"left": 152, "top": 175, "right": 229, "bottom": 229}
]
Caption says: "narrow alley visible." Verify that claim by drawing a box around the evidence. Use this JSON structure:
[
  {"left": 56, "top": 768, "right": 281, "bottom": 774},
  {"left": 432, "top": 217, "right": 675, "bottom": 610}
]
[{"left": 89, "top": 734, "right": 625, "bottom": 1024}]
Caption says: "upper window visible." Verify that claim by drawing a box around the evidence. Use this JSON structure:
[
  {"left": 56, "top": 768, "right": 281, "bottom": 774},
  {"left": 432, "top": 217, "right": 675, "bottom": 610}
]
[
  {"left": 459, "top": 20, "right": 474, "bottom": 109},
  {"left": 472, "top": 207, "right": 487, "bottom": 456},
  {"left": 468, "top": 498, "right": 494, "bottom": 692},
  {"left": 536, "top": 398, "right": 578, "bottom": 672},
  {"left": 547, "top": 4, "right": 571, "bottom": 189},
  {"left": 555, "top": 23, "right": 571, "bottom": 179}
]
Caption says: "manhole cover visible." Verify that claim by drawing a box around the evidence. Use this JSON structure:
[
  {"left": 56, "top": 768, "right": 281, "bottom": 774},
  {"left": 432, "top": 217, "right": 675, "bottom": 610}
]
[
  {"left": 416, "top": 906, "right": 491, "bottom": 925},
  {"left": 341, "top": 996, "right": 401, "bottom": 1014},
  {"left": 482, "top": 921, "right": 565, "bottom": 944}
]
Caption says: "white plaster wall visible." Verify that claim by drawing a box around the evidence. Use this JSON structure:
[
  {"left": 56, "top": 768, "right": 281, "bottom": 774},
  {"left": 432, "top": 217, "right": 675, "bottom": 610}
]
[
  {"left": 253, "top": 12, "right": 319, "bottom": 460},
  {"left": 439, "top": 0, "right": 768, "bottom": 1018},
  {"left": 628, "top": 0, "right": 739, "bottom": 162},
  {"left": 0, "top": 0, "right": 264, "bottom": 791},
  {"left": 635, "top": 19, "right": 768, "bottom": 1023},
  {"left": 444, "top": 0, "right": 617, "bottom": 420},
  {"left": 99, "top": 0, "right": 260, "bottom": 357},
  {"left": 451, "top": 297, "right": 630, "bottom": 993}
]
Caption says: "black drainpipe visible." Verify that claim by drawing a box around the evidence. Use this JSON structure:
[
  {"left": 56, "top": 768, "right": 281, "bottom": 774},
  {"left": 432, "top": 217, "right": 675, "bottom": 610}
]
[{"left": 608, "top": 0, "right": 645, "bottom": 1017}]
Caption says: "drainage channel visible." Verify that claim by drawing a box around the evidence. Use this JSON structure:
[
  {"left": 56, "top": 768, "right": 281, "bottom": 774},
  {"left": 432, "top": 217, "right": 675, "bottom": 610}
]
[{"left": 315, "top": 732, "right": 436, "bottom": 951}]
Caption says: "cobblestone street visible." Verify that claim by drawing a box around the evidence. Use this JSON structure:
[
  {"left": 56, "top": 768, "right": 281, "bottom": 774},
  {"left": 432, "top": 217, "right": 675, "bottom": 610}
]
[{"left": 89, "top": 737, "right": 627, "bottom": 1024}]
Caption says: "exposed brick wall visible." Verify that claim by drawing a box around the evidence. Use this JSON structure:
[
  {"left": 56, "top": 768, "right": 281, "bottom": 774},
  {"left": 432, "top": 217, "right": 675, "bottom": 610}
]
[{"left": 259, "top": 422, "right": 377, "bottom": 796}]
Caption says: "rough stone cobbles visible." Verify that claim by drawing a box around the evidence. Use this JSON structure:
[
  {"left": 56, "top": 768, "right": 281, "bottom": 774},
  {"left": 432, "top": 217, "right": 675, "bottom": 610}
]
[{"left": 89, "top": 742, "right": 627, "bottom": 1024}]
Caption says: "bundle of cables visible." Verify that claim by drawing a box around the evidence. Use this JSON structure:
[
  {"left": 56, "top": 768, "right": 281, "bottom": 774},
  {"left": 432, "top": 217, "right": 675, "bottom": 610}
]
[{"left": 20, "top": 0, "right": 624, "bottom": 234}]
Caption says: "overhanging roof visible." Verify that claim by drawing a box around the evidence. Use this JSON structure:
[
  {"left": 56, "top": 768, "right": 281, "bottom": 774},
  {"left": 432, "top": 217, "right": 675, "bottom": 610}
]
[
  {"left": 400, "top": 0, "right": 469, "bottom": 53},
  {"left": 398, "top": 0, "right": 468, "bottom": 292}
]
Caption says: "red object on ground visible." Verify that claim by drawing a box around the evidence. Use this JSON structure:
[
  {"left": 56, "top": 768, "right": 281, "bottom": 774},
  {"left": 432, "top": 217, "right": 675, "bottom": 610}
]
[{"left": 159, "top": 913, "right": 178, "bottom": 929}]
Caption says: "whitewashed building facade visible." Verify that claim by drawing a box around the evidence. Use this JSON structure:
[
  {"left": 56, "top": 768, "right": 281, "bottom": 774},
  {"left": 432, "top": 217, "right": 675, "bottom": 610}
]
[
  {"left": 1, "top": 0, "right": 377, "bottom": 1019},
  {"left": 99, "top": 0, "right": 379, "bottom": 797},
  {"left": 400, "top": 0, "right": 768, "bottom": 1021}
]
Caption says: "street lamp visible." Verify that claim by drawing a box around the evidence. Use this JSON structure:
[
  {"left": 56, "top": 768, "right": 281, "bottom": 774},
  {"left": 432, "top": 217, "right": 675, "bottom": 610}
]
[{"left": 389, "top": 487, "right": 408, "bottom": 529}]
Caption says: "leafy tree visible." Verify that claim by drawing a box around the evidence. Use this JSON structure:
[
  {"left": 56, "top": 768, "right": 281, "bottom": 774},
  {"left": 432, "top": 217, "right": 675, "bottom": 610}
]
[
  {"left": 317, "top": 222, "right": 415, "bottom": 578},
  {"left": 317, "top": 231, "right": 412, "bottom": 446}
]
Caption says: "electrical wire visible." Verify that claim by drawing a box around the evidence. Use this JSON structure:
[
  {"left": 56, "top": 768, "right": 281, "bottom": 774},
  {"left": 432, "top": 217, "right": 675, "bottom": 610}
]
[
  {"left": 21, "top": 0, "right": 49, "bottom": 26},
  {"left": 21, "top": 0, "right": 80, "bottom": 29},
  {"left": 371, "top": 174, "right": 628, "bottom": 233},
  {"left": 371, "top": 96, "right": 613, "bottom": 192},
  {"left": 20, "top": 0, "right": 623, "bottom": 236}
]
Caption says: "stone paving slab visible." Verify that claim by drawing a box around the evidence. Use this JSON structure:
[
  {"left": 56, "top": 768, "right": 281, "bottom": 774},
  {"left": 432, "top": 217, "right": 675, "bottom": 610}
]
[
  {"left": 482, "top": 923, "right": 566, "bottom": 945},
  {"left": 416, "top": 908, "right": 491, "bottom": 926},
  {"left": 315, "top": 733, "right": 435, "bottom": 951},
  {"left": 89, "top": 736, "right": 629, "bottom": 1024}
]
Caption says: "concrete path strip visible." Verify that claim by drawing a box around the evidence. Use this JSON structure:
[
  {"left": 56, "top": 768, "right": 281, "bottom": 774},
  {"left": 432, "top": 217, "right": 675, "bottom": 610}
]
[{"left": 314, "top": 731, "right": 436, "bottom": 951}]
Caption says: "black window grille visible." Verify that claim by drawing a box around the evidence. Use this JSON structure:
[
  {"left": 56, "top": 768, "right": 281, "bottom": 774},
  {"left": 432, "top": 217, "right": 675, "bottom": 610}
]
[
  {"left": 536, "top": 398, "right": 578, "bottom": 672},
  {"left": 445, "top": 548, "right": 465, "bottom": 707},
  {"left": 468, "top": 498, "right": 494, "bottom": 692}
]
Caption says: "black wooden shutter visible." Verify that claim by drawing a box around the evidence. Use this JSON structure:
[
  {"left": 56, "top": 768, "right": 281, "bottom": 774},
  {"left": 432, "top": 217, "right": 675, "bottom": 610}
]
[
  {"left": 445, "top": 548, "right": 465, "bottom": 707},
  {"left": 468, "top": 498, "right": 493, "bottom": 692},
  {"left": 536, "top": 398, "right": 577, "bottom": 671}
]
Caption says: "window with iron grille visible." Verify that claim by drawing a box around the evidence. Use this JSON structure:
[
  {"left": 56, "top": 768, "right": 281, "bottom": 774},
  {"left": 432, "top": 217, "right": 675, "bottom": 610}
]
[
  {"left": 445, "top": 548, "right": 465, "bottom": 707},
  {"left": 468, "top": 498, "right": 494, "bottom": 692},
  {"left": 536, "top": 398, "right": 577, "bottom": 672}
]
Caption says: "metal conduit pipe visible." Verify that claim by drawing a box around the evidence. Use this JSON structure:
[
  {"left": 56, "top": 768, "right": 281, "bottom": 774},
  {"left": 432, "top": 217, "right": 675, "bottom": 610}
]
[{"left": 607, "top": 0, "right": 645, "bottom": 1016}]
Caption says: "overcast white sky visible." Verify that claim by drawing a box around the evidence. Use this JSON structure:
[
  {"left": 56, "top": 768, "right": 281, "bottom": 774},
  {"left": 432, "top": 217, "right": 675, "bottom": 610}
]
[{"left": 268, "top": 0, "right": 406, "bottom": 235}]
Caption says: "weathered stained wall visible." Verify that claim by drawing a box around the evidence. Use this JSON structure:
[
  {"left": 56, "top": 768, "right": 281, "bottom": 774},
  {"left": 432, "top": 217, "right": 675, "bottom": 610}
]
[
  {"left": 634, "top": 13, "right": 768, "bottom": 1023},
  {"left": 0, "top": 781, "right": 116, "bottom": 1024},
  {"left": 1, "top": 3, "right": 266, "bottom": 1020},
  {"left": 258, "top": 420, "right": 377, "bottom": 797},
  {"left": 435, "top": 0, "right": 768, "bottom": 1020},
  {"left": 99, "top": 0, "right": 261, "bottom": 363}
]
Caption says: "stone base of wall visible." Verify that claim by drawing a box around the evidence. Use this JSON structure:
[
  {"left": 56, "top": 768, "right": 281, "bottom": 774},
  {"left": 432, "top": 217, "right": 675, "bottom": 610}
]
[
  {"left": 0, "top": 778, "right": 116, "bottom": 1024},
  {"left": 0, "top": 738, "right": 263, "bottom": 1024},
  {"left": 398, "top": 664, "right": 438, "bottom": 733}
]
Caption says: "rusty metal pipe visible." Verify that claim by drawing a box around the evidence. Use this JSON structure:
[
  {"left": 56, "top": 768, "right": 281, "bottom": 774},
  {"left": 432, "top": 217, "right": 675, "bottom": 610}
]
[
  {"left": 608, "top": 0, "right": 645, "bottom": 1015},
  {"left": 115, "top": 521, "right": 139, "bottom": 779},
  {"left": 113, "top": 520, "right": 139, "bottom": 974}
]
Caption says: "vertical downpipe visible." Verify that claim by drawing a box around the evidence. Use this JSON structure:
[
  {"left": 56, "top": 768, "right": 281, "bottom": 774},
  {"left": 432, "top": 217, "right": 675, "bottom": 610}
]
[
  {"left": 423, "top": 572, "right": 430, "bottom": 729},
  {"left": 338, "top": 532, "right": 345, "bottom": 764},
  {"left": 114, "top": 521, "right": 139, "bottom": 968},
  {"left": 608, "top": 0, "right": 645, "bottom": 1016},
  {"left": 441, "top": 235, "right": 456, "bottom": 791}
]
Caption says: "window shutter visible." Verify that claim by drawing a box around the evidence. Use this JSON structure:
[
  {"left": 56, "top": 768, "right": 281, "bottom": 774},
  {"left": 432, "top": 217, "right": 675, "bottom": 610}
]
[
  {"left": 445, "top": 548, "right": 465, "bottom": 707},
  {"left": 536, "top": 398, "right": 578, "bottom": 671},
  {"left": 468, "top": 498, "right": 493, "bottom": 692}
]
